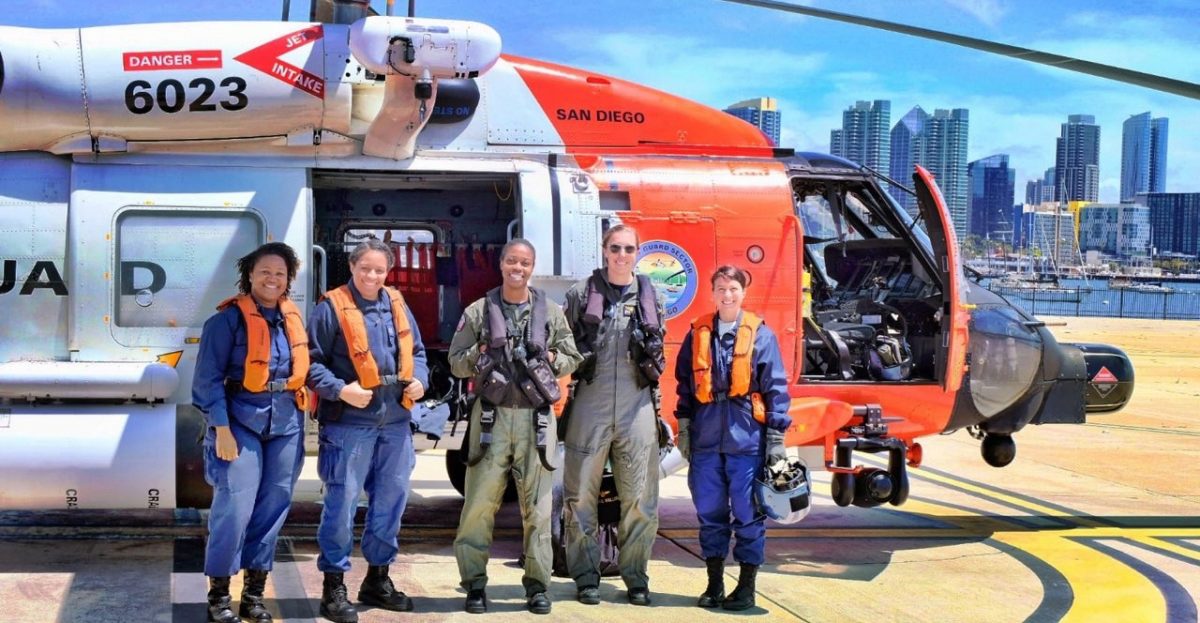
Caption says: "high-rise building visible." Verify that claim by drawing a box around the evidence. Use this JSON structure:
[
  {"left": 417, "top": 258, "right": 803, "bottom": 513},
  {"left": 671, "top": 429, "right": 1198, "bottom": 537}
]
[
  {"left": 1024, "top": 167, "right": 1056, "bottom": 205},
  {"left": 1139, "top": 192, "right": 1200, "bottom": 258},
  {"left": 830, "top": 100, "right": 890, "bottom": 172},
  {"left": 889, "top": 105, "right": 926, "bottom": 212},
  {"left": 1079, "top": 203, "right": 1151, "bottom": 260},
  {"left": 723, "top": 97, "right": 781, "bottom": 146},
  {"left": 1055, "top": 114, "right": 1100, "bottom": 202},
  {"left": 968, "top": 154, "right": 1015, "bottom": 242},
  {"left": 887, "top": 106, "right": 969, "bottom": 239},
  {"left": 1120, "top": 112, "right": 1169, "bottom": 202},
  {"left": 925, "top": 108, "right": 971, "bottom": 241}
]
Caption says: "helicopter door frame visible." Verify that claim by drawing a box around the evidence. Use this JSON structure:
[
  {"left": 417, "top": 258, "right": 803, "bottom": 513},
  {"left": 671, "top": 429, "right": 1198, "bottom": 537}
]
[{"left": 911, "top": 165, "right": 969, "bottom": 393}]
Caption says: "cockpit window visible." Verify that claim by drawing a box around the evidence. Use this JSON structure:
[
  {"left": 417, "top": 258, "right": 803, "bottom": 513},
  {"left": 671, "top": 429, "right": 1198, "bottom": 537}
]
[{"left": 795, "top": 185, "right": 897, "bottom": 285}]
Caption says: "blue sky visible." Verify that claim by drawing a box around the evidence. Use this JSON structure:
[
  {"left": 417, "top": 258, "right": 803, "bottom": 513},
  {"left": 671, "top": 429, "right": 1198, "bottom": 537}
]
[{"left": 10, "top": 0, "right": 1200, "bottom": 202}]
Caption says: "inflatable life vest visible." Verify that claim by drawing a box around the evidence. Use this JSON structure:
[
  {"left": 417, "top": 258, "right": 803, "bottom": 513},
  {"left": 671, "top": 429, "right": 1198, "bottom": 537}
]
[
  {"left": 217, "top": 294, "right": 311, "bottom": 411},
  {"left": 324, "top": 284, "right": 416, "bottom": 409},
  {"left": 690, "top": 311, "right": 766, "bottom": 423}
]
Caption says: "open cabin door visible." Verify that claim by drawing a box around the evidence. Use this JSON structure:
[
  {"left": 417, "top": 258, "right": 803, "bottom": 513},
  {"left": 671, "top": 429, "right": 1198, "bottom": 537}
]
[{"left": 912, "top": 166, "right": 969, "bottom": 392}]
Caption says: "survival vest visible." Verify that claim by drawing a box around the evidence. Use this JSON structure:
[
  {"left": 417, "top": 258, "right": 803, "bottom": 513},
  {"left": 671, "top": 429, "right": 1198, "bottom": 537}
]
[
  {"left": 576, "top": 270, "right": 665, "bottom": 385},
  {"left": 217, "top": 294, "right": 312, "bottom": 412},
  {"left": 690, "top": 311, "right": 766, "bottom": 423},
  {"left": 324, "top": 284, "right": 416, "bottom": 410},
  {"left": 476, "top": 287, "right": 560, "bottom": 408},
  {"left": 469, "top": 287, "right": 559, "bottom": 472}
]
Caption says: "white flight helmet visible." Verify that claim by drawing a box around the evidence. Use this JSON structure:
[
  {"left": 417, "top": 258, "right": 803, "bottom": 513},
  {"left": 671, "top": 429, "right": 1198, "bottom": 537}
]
[{"left": 755, "top": 458, "right": 812, "bottom": 524}]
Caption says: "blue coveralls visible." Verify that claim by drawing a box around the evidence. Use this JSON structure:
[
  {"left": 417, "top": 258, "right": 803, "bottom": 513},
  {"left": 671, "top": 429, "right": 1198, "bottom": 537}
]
[
  {"left": 674, "top": 313, "right": 791, "bottom": 566},
  {"left": 306, "top": 282, "right": 429, "bottom": 573},
  {"left": 193, "top": 303, "right": 306, "bottom": 578}
]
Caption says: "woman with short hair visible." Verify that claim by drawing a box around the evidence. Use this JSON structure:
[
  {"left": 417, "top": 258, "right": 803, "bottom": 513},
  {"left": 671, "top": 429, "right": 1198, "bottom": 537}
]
[
  {"left": 193, "top": 241, "right": 309, "bottom": 623},
  {"left": 307, "top": 238, "right": 429, "bottom": 622}
]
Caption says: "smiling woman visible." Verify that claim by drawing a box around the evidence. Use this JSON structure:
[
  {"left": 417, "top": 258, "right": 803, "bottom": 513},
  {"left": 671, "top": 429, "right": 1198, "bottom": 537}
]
[{"left": 190, "top": 240, "right": 309, "bottom": 623}]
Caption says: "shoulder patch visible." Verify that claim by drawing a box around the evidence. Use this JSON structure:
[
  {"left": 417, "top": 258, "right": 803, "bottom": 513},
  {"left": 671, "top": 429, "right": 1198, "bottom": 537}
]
[{"left": 456, "top": 315, "right": 466, "bottom": 332}]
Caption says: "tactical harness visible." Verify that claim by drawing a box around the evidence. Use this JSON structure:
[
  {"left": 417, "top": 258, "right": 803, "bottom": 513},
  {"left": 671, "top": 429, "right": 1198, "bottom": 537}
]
[
  {"left": 218, "top": 294, "right": 312, "bottom": 412},
  {"left": 324, "top": 284, "right": 417, "bottom": 410},
  {"left": 690, "top": 311, "right": 767, "bottom": 423},
  {"left": 468, "top": 287, "right": 561, "bottom": 471},
  {"left": 575, "top": 271, "right": 666, "bottom": 387}
]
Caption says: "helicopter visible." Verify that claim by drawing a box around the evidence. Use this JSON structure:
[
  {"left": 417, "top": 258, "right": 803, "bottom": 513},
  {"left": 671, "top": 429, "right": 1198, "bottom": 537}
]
[{"left": 0, "top": 0, "right": 1140, "bottom": 513}]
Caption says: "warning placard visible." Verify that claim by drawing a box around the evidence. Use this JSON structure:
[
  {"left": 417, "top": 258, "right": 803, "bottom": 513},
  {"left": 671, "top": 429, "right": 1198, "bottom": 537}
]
[
  {"left": 1091, "top": 366, "right": 1119, "bottom": 398},
  {"left": 1092, "top": 367, "right": 1118, "bottom": 384},
  {"left": 123, "top": 50, "right": 223, "bottom": 72},
  {"left": 234, "top": 25, "right": 326, "bottom": 99}
]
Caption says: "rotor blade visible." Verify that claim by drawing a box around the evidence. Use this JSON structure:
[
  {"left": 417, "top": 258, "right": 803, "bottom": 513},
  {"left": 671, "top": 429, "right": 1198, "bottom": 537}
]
[{"left": 719, "top": 0, "right": 1200, "bottom": 100}]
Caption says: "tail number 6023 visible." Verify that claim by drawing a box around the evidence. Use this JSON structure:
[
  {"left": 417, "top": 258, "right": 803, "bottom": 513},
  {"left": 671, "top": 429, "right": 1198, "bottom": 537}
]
[{"left": 124, "top": 77, "right": 248, "bottom": 115}]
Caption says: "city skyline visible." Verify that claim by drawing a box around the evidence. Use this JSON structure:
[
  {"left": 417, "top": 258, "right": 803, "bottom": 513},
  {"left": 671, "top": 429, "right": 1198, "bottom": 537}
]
[{"left": 5, "top": 1, "right": 1199, "bottom": 204}]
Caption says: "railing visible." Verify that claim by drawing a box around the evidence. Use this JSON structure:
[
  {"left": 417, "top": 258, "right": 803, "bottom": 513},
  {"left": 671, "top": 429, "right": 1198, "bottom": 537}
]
[{"left": 980, "top": 282, "right": 1200, "bottom": 320}]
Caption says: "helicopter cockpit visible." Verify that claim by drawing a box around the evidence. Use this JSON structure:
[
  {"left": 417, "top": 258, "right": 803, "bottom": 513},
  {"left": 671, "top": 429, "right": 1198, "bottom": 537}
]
[{"left": 794, "top": 179, "right": 942, "bottom": 383}]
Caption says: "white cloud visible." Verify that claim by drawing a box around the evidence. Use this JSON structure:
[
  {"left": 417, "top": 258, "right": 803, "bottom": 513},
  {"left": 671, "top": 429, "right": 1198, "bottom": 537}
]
[{"left": 942, "top": 0, "right": 1007, "bottom": 27}]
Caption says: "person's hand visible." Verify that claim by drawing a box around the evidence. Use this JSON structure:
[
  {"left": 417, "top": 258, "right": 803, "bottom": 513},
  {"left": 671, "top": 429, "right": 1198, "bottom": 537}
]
[
  {"left": 403, "top": 379, "right": 425, "bottom": 402},
  {"left": 766, "top": 428, "right": 787, "bottom": 468},
  {"left": 339, "top": 381, "right": 374, "bottom": 409},
  {"left": 676, "top": 424, "right": 691, "bottom": 461},
  {"left": 546, "top": 350, "right": 556, "bottom": 364},
  {"left": 214, "top": 425, "right": 239, "bottom": 461}
]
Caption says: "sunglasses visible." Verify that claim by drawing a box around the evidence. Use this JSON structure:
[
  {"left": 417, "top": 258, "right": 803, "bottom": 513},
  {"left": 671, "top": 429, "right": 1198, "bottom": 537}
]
[{"left": 607, "top": 244, "right": 638, "bottom": 254}]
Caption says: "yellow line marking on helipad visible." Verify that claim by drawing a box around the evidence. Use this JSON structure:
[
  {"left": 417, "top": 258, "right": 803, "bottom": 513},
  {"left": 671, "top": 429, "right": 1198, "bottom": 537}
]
[
  {"left": 1130, "top": 536, "right": 1200, "bottom": 563},
  {"left": 859, "top": 455, "right": 1105, "bottom": 527}
]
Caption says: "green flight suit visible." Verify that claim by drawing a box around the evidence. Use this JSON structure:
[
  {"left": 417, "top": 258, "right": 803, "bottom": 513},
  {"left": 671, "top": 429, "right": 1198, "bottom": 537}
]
[
  {"left": 561, "top": 274, "right": 665, "bottom": 591},
  {"left": 449, "top": 292, "right": 582, "bottom": 597}
]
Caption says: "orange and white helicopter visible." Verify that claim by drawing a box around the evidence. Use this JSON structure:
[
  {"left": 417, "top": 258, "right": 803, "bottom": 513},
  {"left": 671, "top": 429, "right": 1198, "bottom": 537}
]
[{"left": 0, "top": 0, "right": 1140, "bottom": 513}]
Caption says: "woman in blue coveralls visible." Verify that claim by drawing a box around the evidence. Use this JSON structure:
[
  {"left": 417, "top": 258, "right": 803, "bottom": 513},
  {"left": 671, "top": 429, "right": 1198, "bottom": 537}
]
[
  {"left": 193, "top": 242, "right": 309, "bottom": 623},
  {"left": 673, "top": 264, "right": 791, "bottom": 612},
  {"left": 306, "top": 238, "right": 428, "bottom": 623}
]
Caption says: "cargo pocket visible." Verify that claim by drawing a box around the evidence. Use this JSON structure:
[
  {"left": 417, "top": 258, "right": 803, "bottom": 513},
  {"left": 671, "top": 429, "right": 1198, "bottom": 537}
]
[
  {"left": 202, "top": 441, "right": 228, "bottom": 489},
  {"left": 317, "top": 431, "right": 346, "bottom": 486}
]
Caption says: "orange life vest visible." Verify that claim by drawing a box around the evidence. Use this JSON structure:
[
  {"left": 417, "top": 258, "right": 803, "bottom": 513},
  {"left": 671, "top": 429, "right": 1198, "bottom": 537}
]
[
  {"left": 324, "top": 284, "right": 416, "bottom": 410},
  {"left": 690, "top": 311, "right": 766, "bottom": 423},
  {"left": 217, "top": 294, "right": 312, "bottom": 412}
]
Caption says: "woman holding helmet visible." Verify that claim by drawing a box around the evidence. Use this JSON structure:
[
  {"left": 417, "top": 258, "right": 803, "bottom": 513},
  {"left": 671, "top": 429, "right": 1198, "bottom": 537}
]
[{"left": 674, "top": 264, "right": 792, "bottom": 612}]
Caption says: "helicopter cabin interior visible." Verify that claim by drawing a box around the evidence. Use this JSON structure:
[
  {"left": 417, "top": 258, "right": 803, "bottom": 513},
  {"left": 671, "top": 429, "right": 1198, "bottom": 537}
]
[
  {"left": 792, "top": 178, "right": 943, "bottom": 385},
  {"left": 311, "top": 170, "right": 520, "bottom": 402}
]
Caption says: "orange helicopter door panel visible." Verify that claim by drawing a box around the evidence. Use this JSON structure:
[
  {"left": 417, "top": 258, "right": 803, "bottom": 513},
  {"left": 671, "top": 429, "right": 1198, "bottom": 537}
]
[
  {"left": 912, "top": 166, "right": 969, "bottom": 393},
  {"left": 622, "top": 215, "right": 717, "bottom": 345}
]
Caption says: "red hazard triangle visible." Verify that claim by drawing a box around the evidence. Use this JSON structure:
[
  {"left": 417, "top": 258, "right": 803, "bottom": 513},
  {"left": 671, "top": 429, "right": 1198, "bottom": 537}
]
[
  {"left": 235, "top": 25, "right": 326, "bottom": 99},
  {"left": 1092, "top": 366, "right": 1118, "bottom": 384}
]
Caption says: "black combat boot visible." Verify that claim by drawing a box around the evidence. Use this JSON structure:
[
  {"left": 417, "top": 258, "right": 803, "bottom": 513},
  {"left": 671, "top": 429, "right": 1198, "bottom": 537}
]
[
  {"left": 464, "top": 588, "right": 487, "bottom": 614},
  {"left": 357, "top": 565, "right": 414, "bottom": 612},
  {"left": 320, "top": 572, "right": 358, "bottom": 623},
  {"left": 721, "top": 562, "right": 758, "bottom": 611},
  {"left": 239, "top": 569, "right": 272, "bottom": 622},
  {"left": 697, "top": 557, "right": 725, "bottom": 608},
  {"left": 206, "top": 576, "right": 239, "bottom": 623}
]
